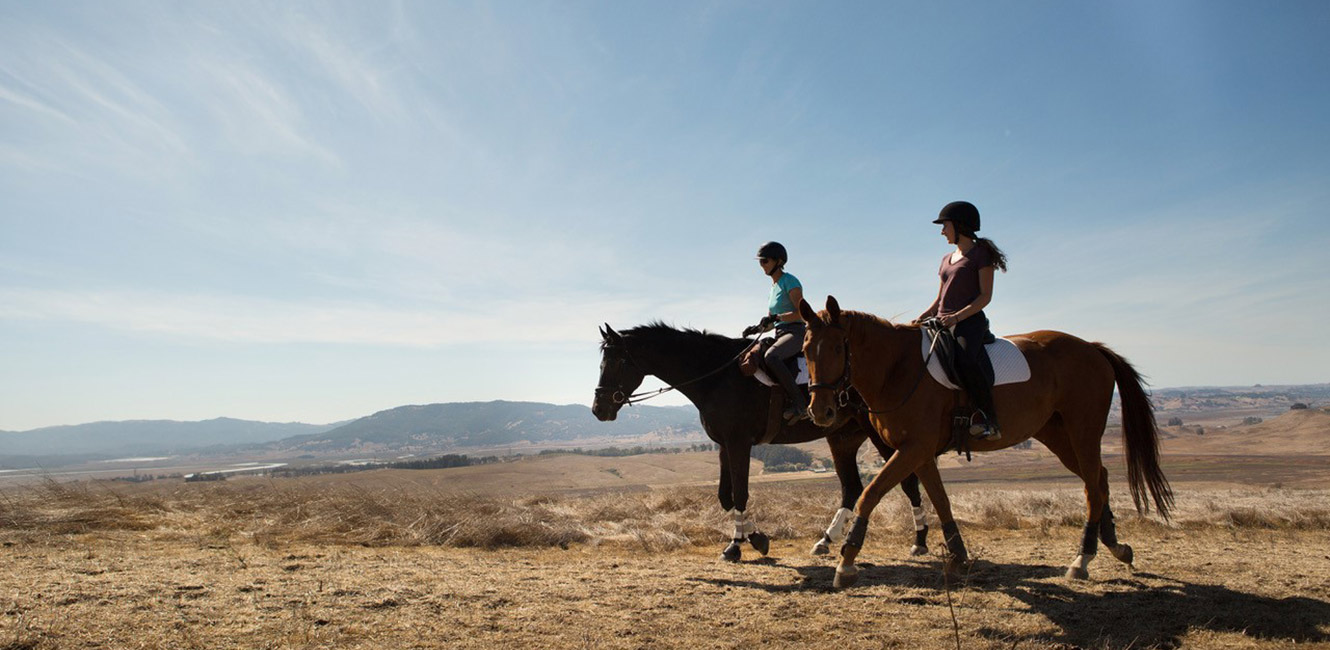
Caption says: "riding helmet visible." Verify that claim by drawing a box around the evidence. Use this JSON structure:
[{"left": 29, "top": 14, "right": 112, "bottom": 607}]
[
  {"left": 932, "top": 201, "right": 981, "bottom": 233},
  {"left": 756, "top": 241, "right": 788, "bottom": 264}
]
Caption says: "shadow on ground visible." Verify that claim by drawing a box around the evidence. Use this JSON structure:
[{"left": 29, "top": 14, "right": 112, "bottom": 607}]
[{"left": 689, "top": 556, "right": 1330, "bottom": 649}]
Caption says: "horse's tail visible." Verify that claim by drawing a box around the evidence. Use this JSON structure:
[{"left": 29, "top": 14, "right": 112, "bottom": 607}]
[{"left": 1095, "top": 343, "right": 1175, "bottom": 520}]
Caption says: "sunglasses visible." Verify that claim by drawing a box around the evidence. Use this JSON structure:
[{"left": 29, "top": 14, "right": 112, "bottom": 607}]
[{"left": 758, "top": 257, "right": 772, "bottom": 264}]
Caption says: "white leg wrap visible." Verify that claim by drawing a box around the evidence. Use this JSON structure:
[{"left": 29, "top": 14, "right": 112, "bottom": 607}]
[
  {"left": 1072, "top": 553, "right": 1093, "bottom": 572},
  {"left": 823, "top": 507, "right": 855, "bottom": 544},
  {"left": 730, "top": 509, "right": 755, "bottom": 539},
  {"left": 913, "top": 506, "right": 928, "bottom": 531}
]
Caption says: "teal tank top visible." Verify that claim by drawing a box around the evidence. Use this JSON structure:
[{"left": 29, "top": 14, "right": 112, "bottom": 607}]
[{"left": 768, "top": 272, "right": 802, "bottom": 321}]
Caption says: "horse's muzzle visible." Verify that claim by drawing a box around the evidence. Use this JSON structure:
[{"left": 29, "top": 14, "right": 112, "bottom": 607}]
[
  {"left": 591, "top": 399, "right": 619, "bottom": 422},
  {"left": 810, "top": 401, "right": 838, "bottom": 427}
]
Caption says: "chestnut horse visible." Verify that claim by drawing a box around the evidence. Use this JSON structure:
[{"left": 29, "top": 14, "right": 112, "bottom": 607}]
[
  {"left": 797, "top": 297, "right": 1173, "bottom": 588},
  {"left": 593, "top": 323, "right": 929, "bottom": 562}
]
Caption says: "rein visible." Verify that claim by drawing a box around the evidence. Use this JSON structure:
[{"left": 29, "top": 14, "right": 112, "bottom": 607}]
[
  {"left": 597, "top": 336, "right": 760, "bottom": 406},
  {"left": 809, "top": 321, "right": 943, "bottom": 416}
]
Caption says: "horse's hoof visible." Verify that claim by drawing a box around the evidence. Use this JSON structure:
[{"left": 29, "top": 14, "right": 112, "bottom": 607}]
[
  {"left": 722, "top": 542, "right": 742, "bottom": 563},
  {"left": 1111, "top": 543, "right": 1134, "bottom": 566},
  {"left": 910, "top": 544, "right": 929, "bottom": 557},
  {"left": 748, "top": 531, "right": 770, "bottom": 556},
  {"left": 1065, "top": 565, "right": 1090, "bottom": 581},
  {"left": 945, "top": 555, "right": 968, "bottom": 578},
  {"left": 811, "top": 541, "right": 830, "bottom": 556},
  {"left": 833, "top": 565, "right": 859, "bottom": 589}
]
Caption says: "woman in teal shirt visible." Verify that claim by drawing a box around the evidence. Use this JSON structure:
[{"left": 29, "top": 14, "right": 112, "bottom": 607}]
[{"left": 746, "top": 241, "right": 807, "bottom": 422}]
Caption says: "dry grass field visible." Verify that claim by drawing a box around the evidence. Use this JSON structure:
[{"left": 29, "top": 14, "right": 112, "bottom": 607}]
[
  {"left": 3, "top": 410, "right": 1329, "bottom": 648},
  {"left": 3, "top": 463, "right": 1330, "bottom": 650}
]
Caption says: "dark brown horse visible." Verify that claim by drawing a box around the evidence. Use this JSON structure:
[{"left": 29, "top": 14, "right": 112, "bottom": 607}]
[
  {"left": 592, "top": 323, "right": 928, "bottom": 562},
  {"left": 797, "top": 297, "right": 1173, "bottom": 588}
]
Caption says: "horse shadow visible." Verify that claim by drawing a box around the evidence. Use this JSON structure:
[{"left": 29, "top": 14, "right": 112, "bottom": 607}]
[{"left": 687, "top": 556, "right": 1330, "bottom": 648}]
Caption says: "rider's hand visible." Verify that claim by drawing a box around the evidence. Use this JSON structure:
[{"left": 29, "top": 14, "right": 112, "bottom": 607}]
[{"left": 760, "top": 314, "right": 779, "bottom": 327}]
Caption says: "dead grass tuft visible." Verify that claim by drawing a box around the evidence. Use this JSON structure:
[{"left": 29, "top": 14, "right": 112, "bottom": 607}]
[{"left": 1218, "top": 507, "right": 1330, "bottom": 530}]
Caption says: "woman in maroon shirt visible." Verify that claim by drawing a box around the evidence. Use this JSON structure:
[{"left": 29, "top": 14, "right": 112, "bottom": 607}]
[{"left": 915, "top": 201, "right": 1009, "bottom": 439}]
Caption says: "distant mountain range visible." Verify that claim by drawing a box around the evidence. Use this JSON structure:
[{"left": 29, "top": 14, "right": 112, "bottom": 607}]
[
  {"left": 0, "top": 418, "right": 343, "bottom": 462},
  {"left": 0, "top": 401, "right": 701, "bottom": 464},
  {"left": 3, "top": 384, "right": 1324, "bottom": 465},
  {"left": 270, "top": 401, "right": 700, "bottom": 453}
]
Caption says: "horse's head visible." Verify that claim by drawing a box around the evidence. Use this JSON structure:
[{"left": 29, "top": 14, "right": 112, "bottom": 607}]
[
  {"left": 592, "top": 324, "right": 646, "bottom": 421},
  {"left": 799, "top": 296, "right": 851, "bottom": 427}
]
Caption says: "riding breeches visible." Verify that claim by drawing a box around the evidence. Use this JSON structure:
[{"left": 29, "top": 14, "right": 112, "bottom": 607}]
[
  {"left": 763, "top": 324, "right": 806, "bottom": 405},
  {"left": 953, "top": 312, "right": 999, "bottom": 427}
]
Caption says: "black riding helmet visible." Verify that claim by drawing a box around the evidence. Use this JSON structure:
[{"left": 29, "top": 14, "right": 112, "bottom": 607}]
[
  {"left": 932, "top": 201, "right": 981, "bottom": 234},
  {"left": 756, "top": 241, "right": 788, "bottom": 264}
]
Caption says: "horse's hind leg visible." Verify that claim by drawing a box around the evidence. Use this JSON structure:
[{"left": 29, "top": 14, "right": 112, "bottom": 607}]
[
  {"left": 915, "top": 459, "right": 966, "bottom": 576},
  {"left": 1096, "top": 466, "right": 1134, "bottom": 568},
  {"left": 900, "top": 473, "right": 930, "bottom": 555},
  {"left": 812, "top": 432, "right": 865, "bottom": 556},
  {"left": 1035, "top": 415, "right": 1113, "bottom": 580}
]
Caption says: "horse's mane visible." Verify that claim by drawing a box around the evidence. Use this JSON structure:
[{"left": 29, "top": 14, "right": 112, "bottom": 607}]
[
  {"left": 838, "top": 310, "right": 913, "bottom": 334},
  {"left": 605, "top": 322, "right": 743, "bottom": 355}
]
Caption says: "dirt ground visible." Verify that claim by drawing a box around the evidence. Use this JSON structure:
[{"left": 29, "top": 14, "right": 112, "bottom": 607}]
[{"left": 3, "top": 483, "right": 1329, "bottom": 650}]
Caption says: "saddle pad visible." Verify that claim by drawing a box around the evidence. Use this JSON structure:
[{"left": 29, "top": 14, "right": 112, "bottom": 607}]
[
  {"left": 753, "top": 357, "right": 809, "bottom": 388},
  {"left": 922, "top": 334, "right": 1031, "bottom": 390}
]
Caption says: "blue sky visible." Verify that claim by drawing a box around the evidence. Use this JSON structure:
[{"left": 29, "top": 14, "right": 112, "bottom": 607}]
[{"left": 2, "top": 1, "right": 1327, "bottom": 430}]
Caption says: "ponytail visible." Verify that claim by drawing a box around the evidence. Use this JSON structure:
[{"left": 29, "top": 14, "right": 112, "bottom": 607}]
[
  {"left": 976, "top": 237, "right": 1008, "bottom": 272},
  {"left": 956, "top": 225, "right": 1009, "bottom": 272}
]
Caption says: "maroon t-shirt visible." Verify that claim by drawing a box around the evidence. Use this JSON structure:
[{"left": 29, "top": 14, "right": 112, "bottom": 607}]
[{"left": 937, "top": 245, "right": 993, "bottom": 318}]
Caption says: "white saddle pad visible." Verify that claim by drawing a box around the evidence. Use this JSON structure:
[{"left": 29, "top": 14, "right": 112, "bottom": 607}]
[
  {"left": 751, "top": 330, "right": 809, "bottom": 387},
  {"left": 922, "top": 333, "right": 1031, "bottom": 390},
  {"left": 754, "top": 357, "right": 809, "bottom": 388}
]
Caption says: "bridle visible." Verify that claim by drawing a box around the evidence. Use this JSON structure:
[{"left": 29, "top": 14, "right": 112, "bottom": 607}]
[
  {"left": 806, "top": 321, "right": 942, "bottom": 416},
  {"left": 807, "top": 329, "right": 854, "bottom": 409},
  {"left": 596, "top": 335, "right": 759, "bottom": 407}
]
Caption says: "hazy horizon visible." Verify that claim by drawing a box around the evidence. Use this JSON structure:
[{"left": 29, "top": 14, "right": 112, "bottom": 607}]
[{"left": 2, "top": 381, "right": 1325, "bottom": 434}]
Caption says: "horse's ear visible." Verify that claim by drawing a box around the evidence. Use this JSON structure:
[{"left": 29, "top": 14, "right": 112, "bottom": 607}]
[
  {"left": 798, "top": 299, "right": 822, "bottom": 329},
  {"left": 826, "top": 295, "right": 842, "bottom": 326},
  {"left": 603, "top": 324, "right": 622, "bottom": 344}
]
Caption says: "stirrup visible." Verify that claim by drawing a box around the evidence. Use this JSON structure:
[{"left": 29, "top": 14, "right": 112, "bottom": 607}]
[
  {"left": 783, "top": 406, "right": 808, "bottom": 423},
  {"left": 967, "top": 411, "right": 1000, "bottom": 440}
]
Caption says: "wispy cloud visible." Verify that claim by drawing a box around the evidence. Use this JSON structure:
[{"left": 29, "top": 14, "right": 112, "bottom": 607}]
[
  {"left": 0, "top": 33, "right": 191, "bottom": 180},
  {"left": 282, "top": 11, "right": 404, "bottom": 121},
  {"left": 200, "top": 61, "right": 341, "bottom": 167},
  {"left": 0, "top": 79, "right": 77, "bottom": 126},
  {"left": 0, "top": 286, "right": 715, "bottom": 347}
]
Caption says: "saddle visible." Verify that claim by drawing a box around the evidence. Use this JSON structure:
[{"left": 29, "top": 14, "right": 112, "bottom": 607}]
[
  {"left": 738, "top": 336, "right": 809, "bottom": 444},
  {"left": 920, "top": 325, "right": 1030, "bottom": 390},
  {"left": 741, "top": 341, "right": 808, "bottom": 387},
  {"left": 920, "top": 323, "right": 1030, "bottom": 459}
]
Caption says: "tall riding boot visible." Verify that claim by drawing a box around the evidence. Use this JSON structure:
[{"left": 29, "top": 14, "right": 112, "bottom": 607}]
[
  {"left": 767, "top": 359, "right": 808, "bottom": 422},
  {"left": 956, "top": 334, "right": 1000, "bottom": 440}
]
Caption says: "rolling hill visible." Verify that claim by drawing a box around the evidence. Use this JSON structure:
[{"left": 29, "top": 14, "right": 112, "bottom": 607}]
[
  {"left": 0, "top": 401, "right": 703, "bottom": 463},
  {"left": 0, "top": 418, "right": 341, "bottom": 461},
  {"left": 270, "top": 401, "right": 701, "bottom": 453}
]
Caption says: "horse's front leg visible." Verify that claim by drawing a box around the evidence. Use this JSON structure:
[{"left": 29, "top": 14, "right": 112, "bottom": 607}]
[
  {"left": 864, "top": 427, "right": 930, "bottom": 556},
  {"left": 719, "top": 442, "right": 769, "bottom": 562},
  {"left": 836, "top": 442, "right": 931, "bottom": 588}
]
